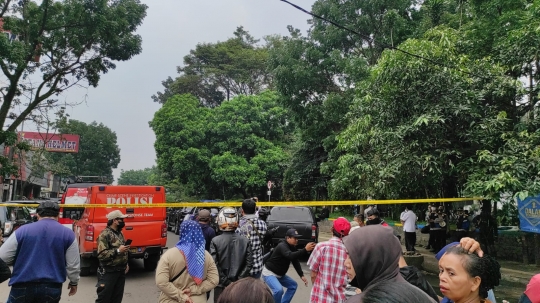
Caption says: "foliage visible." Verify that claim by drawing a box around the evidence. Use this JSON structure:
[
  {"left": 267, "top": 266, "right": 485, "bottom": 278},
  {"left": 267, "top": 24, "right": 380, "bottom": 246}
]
[
  {"left": 150, "top": 91, "right": 291, "bottom": 199},
  {"left": 152, "top": 27, "right": 271, "bottom": 107},
  {"left": 117, "top": 167, "right": 154, "bottom": 185},
  {"left": 0, "top": 0, "right": 147, "bottom": 140},
  {"left": 50, "top": 119, "right": 121, "bottom": 183}
]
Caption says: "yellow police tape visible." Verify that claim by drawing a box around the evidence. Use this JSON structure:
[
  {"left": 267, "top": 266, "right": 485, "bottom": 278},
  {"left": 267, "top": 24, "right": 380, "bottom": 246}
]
[{"left": 0, "top": 197, "right": 479, "bottom": 208}]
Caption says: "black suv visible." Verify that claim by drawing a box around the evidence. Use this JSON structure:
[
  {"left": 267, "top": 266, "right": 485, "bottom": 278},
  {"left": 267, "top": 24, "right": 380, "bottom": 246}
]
[
  {"left": 266, "top": 206, "right": 319, "bottom": 247},
  {"left": 0, "top": 200, "right": 39, "bottom": 238}
]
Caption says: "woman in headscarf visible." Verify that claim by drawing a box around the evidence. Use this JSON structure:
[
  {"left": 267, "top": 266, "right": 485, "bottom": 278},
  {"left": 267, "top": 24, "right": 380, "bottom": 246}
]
[
  {"left": 343, "top": 225, "right": 435, "bottom": 303},
  {"left": 156, "top": 220, "right": 219, "bottom": 303}
]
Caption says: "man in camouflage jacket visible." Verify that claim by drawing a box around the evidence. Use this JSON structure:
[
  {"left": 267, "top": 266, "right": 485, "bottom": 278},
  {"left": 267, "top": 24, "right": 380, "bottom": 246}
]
[{"left": 96, "top": 210, "right": 130, "bottom": 303}]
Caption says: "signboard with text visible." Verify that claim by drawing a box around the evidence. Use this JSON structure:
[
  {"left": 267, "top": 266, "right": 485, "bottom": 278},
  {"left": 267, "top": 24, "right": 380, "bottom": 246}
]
[
  {"left": 518, "top": 195, "right": 540, "bottom": 234},
  {"left": 19, "top": 132, "right": 80, "bottom": 153}
]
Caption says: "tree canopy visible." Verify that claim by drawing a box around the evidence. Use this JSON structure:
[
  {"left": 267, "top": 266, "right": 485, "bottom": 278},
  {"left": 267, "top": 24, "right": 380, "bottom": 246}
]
[
  {"left": 51, "top": 119, "right": 121, "bottom": 183},
  {"left": 118, "top": 167, "right": 154, "bottom": 185},
  {"left": 150, "top": 91, "right": 292, "bottom": 199}
]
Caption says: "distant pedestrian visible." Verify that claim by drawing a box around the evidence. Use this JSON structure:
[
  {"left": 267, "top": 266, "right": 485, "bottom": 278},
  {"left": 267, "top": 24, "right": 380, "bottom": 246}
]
[
  {"left": 473, "top": 202, "right": 498, "bottom": 258},
  {"left": 0, "top": 201, "right": 80, "bottom": 303},
  {"left": 198, "top": 209, "right": 216, "bottom": 252},
  {"left": 156, "top": 220, "right": 218, "bottom": 303},
  {"left": 353, "top": 214, "right": 365, "bottom": 227},
  {"left": 236, "top": 198, "right": 267, "bottom": 279},
  {"left": 95, "top": 210, "right": 130, "bottom": 303},
  {"left": 318, "top": 207, "right": 330, "bottom": 221},
  {"left": 455, "top": 208, "right": 470, "bottom": 242},
  {"left": 308, "top": 217, "right": 350, "bottom": 303},
  {"left": 364, "top": 205, "right": 373, "bottom": 218},
  {"left": 263, "top": 229, "right": 316, "bottom": 303},
  {"left": 400, "top": 204, "right": 417, "bottom": 253},
  {"left": 365, "top": 209, "right": 389, "bottom": 227},
  {"left": 217, "top": 277, "right": 275, "bottom": 303},
  {"left": 210, "top": 207, "right": 253, "bottom": 303}
]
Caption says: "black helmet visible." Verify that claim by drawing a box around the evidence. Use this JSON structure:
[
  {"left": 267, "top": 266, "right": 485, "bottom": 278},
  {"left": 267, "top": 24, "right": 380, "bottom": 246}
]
[{"left": 258, "top": 207, "right": 269, "bottom": 217}]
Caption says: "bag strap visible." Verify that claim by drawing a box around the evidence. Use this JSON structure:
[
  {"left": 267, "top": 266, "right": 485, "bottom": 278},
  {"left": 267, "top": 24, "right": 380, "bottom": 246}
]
[{"left": 170, "top": 266, "right": 187, "bottom": 283}]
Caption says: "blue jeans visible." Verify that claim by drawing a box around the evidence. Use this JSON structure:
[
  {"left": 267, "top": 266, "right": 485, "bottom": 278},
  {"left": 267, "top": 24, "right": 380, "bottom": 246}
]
[
  {"left": 7, "top": 283, "right": 62, "bottom": 303},
  {"left": 263, "top": 274, "right": 298, "bottom": 303}
]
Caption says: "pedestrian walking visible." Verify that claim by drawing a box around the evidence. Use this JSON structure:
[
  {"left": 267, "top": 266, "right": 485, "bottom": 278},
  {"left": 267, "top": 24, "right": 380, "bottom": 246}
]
[
  {"left": 236, "top": 198, "right": 267, "bottom": 279},
  {"left": 0, "top": 201, "right": 80, "bottom": 302},
  {"left": 400, "top": 204, "right": 417, "bottom": 253},
  {"left": 198, "top": 209, "right": 216, "bottom": 252},
  {"left": 308, "top": 217, "right": 350, "bottom": 303},
  {"left": 210, "top": 207, "right": 253, "bottom": 303},
  {"left": 262, "top": 229, "right": 316, "bottom": 303},
  {"left": 95, "top": 210, "right": 130, "bottom": 303},
  {"left": 156, "top": 220, "right": 218, "bottom": 303}
]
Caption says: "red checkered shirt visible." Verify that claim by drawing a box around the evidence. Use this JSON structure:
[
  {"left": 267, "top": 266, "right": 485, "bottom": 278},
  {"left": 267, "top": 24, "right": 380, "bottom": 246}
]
[{"left": 307, "top": 237, "right": 348, "bottom": 303}]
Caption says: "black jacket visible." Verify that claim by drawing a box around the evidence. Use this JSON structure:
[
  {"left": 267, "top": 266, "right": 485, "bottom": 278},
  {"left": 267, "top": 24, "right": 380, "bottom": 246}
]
[
  {"left": 0, "top": 258, "right": 11, "bottom": 284},
  {"left": 210, "top": 231, "right": 252, "bottom": 287},
  {"left": 400, "top": 266, "right": 439, "bottom": 302},
  {"left": 265, "top": 240, "right": 307, "bottom": 277}
]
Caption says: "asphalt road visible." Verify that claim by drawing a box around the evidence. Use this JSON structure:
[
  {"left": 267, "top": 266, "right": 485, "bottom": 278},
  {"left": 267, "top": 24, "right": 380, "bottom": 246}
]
[{"left": 0, "top": 232, "right": 317, "bottom": 303}]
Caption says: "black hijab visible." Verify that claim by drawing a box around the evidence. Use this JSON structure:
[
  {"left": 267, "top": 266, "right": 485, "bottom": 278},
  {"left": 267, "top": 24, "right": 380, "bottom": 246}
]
[{"left": 344, "top": 225, "right": 406, "bottom": 303}]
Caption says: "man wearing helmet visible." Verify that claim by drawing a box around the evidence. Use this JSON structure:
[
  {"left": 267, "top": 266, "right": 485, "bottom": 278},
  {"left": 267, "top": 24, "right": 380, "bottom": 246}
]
[{"left": 210, "top": 207, "right": 253, "bottom": 303}]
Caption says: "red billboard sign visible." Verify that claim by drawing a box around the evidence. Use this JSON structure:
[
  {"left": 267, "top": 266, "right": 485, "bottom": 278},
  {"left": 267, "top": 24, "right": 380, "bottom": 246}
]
[{"left": 18, "top": 132, "right": 80, "bottom": 153}]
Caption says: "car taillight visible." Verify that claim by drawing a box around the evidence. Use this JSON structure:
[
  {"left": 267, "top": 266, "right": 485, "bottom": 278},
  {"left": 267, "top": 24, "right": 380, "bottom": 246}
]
[
  {"left": 161, "top": 221, "right": 167, "bottom": 238},
  {"left": 86, "top": 225, "right": 94, "bottom": 241},
  {"left": 311, "top": 224, "right": 317, "bottom": 239},
  {"left": 59, "top": 208, "right": 63, "bottom": 218}
]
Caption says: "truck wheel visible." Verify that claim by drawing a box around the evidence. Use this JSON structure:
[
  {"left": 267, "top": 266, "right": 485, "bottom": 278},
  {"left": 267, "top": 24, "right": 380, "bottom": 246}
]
[
  {"left": 174, "top": 221, "right": 180, "bottom": 235},
  {"left": 144, "top": 254, "right": 160, "bottom": 271}
]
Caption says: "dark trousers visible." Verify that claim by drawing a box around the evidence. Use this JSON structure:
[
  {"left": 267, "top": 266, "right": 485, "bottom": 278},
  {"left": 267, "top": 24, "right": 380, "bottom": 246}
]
[
  {"left": 428, "top": 229, "right": 435, "bottom": 248},
  {"left": 214, "top": 286, "right": 225, "bottom": 303},
  {"left": 404, "top": 232, "right": 416, "bottom": 251},
  {"left": 432, "top": 229, "right": 446, "bottom": 252},
  {"left": 7, "top": 282, "right": 62, "bottom": 303},
  {"left": 96, "top": 269, "right": 126, "bottom": 303},
  {"left": 454, "top": 230, "right": 468, "bottom": 242}
]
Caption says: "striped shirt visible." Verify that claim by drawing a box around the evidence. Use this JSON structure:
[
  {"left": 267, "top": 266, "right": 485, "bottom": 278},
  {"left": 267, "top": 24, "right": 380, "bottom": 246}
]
[{"left": 236, "top": 214, "right": 267, "bottom": 275}]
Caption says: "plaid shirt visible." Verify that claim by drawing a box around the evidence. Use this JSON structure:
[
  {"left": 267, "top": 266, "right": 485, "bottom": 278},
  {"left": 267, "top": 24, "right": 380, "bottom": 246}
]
[
  {"left": 235, "top": 214, "right": 267, "bottom": 275},
  {"left": 307, "top": 237, "right": 348, "bottom": 303}
]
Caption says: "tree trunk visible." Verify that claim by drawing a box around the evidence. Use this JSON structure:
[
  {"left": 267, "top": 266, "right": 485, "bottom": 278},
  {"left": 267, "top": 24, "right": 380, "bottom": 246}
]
[{"left": 522, "top": 234, "right": 529, "bottom": 264}]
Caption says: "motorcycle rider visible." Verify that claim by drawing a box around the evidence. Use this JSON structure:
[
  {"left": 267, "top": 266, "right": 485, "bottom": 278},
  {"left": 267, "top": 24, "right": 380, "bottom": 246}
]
[{"left": 210, "top": 207, "right": 253, "bottom": 303}]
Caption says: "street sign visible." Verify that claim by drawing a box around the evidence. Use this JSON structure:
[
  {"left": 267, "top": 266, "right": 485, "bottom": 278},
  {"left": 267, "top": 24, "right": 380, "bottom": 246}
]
[
  {"left": 267, "top": 181, "right": 272, "bottom": 189},
  {"left": 267, "top": 191, "right": 271, "bottom": 196}
]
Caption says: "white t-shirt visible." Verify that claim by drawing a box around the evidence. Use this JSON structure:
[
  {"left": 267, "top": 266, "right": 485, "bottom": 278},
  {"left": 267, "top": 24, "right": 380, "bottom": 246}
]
[{"left": 400, "top": 210, "right": 417, "bottom": 233}]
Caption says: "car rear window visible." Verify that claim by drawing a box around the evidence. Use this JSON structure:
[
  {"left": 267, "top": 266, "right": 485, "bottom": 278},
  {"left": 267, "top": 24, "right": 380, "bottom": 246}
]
[{"left": 269, "top": 207, "right": 313, "bottom": 222}]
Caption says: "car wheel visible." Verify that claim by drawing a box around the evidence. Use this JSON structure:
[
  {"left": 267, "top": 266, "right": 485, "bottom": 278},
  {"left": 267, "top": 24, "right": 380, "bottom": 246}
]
[{"left": 144, "top": 254, "right": 160, "bottom": 271}]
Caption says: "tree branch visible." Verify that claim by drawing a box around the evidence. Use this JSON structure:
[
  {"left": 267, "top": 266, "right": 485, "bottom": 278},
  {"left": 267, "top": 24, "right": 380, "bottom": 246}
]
[{"left": 0, "top": 0, "right": 12, "bottom": 18}]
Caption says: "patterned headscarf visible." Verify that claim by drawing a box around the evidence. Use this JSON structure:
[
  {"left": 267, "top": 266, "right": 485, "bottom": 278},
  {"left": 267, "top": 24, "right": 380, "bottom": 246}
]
[{"left": 175, "top": 220, "right": 206, "bottom": 285}]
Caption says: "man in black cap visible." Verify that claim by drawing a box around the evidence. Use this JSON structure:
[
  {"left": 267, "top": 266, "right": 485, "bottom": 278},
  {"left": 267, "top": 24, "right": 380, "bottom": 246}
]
[
  {"left": 0, "top": 201, "right": 80, "bottom": 302},
  {"left": 198, "top": 209, "right": 216, "bottom": 252},
  {"left": 262, "top": 228, "right": 316, "bottom": 303}
]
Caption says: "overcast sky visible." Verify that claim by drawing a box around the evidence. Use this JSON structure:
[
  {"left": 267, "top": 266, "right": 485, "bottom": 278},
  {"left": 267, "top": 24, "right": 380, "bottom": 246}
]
[{"left": 58, "top": 0, "right": 317, "bottom": 182}]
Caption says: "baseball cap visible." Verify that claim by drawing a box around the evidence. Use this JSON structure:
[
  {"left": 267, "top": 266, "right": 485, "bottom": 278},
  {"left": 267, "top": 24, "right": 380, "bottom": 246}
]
[
  {"left": 286, "top": 228, "right": 301, "bottom": 238},
  {"left": 198, "top": 209, "right": 211, "bottom": 221},
  {"left": 435, "top": 242, "right": 460, "bottom": 260},
  {"left": 106, "top": 210, "right": 128, "bottom": 220},
  {"left": 333, "top": 217, "right": 351, "bottom": 236},
  {"left": 37, "top": 201, "right": 60, "bottom": 216}
]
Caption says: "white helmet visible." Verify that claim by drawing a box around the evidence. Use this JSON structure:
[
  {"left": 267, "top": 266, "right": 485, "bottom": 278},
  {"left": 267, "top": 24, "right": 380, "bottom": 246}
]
[{"left": 217, "top": 207, "right": 239, "bottom": 231}]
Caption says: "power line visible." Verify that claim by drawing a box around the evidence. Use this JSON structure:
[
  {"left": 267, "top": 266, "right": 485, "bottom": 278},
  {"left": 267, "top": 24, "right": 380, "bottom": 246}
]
[{"left": 279, "top": 0, "right": 475, "bottom": 77}]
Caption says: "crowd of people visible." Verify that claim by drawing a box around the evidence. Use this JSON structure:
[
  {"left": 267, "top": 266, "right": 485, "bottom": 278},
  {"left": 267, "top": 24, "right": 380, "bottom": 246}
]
[{"left": 0, "top": 200, "right": 537, "bottom": 303}]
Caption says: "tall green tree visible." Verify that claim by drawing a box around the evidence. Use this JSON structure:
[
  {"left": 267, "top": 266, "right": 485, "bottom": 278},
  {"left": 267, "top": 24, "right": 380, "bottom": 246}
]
[
  {"left": 50, "top": 119, "right": 121, "bottom": 182},
  {"left": 152, "top": 27, "right": 271, "bottom": 107},
  {"left": 150, "top": 91, "right": 291, "bottom": 199},
  {"left": 0, "top": 0, "right": 146, "bottom": 177},
  {"left": 118, "top": 167, "right": 154, "bottom": 185}
]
